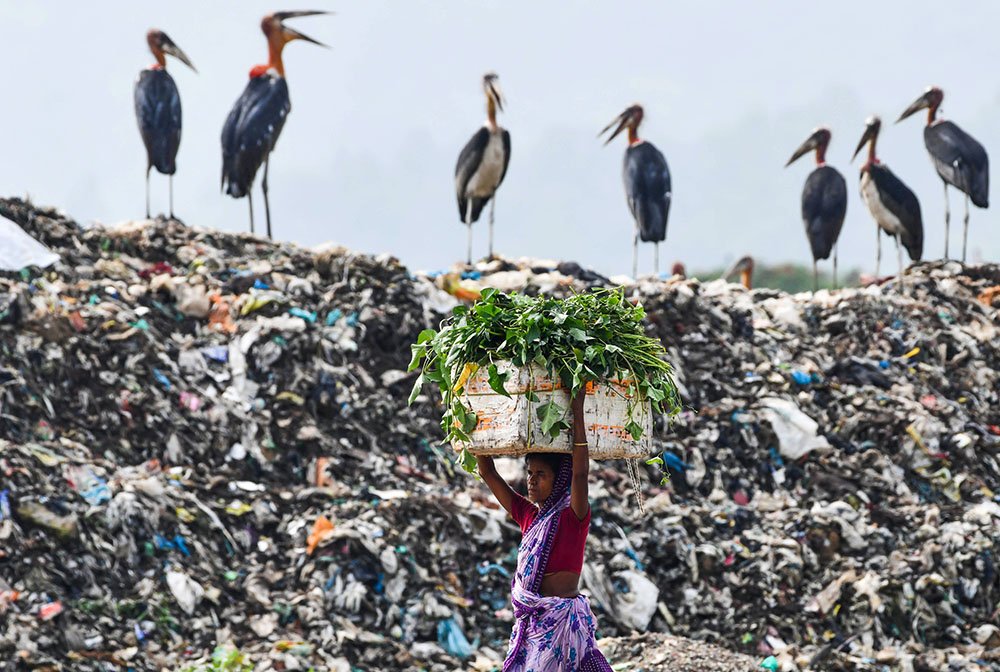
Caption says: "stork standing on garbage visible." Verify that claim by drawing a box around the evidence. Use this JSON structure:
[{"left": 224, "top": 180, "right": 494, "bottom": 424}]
[
  {"left": 600, "top": 104, "right": 672, "bottom": 279},
  {"left": 897, "top": 86, "right": 989, "bottom": 262},
  {"left": 785, "top": 127, "right": 848, "bottom": 291},
  {"left": 221, "top": 11, "right": 328, "bottom": 239},
  {"left": 454, "top": 72, "right": 511, "bottom": 265},
  {"left": 723, "top": 255, "right": 754, "bottom": 289},
  {"left": 852, "top": 116, "right": 923, "bottom": 286},
  {"left": 134, "top": 29, "right": 196, "bottom": 219}
]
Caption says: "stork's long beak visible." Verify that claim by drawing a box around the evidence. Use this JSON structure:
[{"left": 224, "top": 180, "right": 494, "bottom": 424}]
[
  {"left": 785, "top": 134, "right": 818, "bottom": 167},
  {"left": 489, "top": 81, "right": 505, "bottom": 113},
  {"left": 897, "top": 91, "right": 930, "bottom": 123},
  {"left": 852, "top": 123, "right": 876, "bottom": 162},
  {"left": 162, "top": 39, "right": 197, "bottom": 73},
  {"left": 276, "top": 10, "right": 330, "bottom": 47},
  {"left": 599, "top": 112, "right": 628, "bottom": 146}
]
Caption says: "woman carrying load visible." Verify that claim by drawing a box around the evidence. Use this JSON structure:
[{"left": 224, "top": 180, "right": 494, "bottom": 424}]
[{"left": 477, "top": 392, "right": 613, "bottom": 671}]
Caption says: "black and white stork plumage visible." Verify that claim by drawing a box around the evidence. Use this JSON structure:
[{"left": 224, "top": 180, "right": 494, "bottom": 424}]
[
  {"left": 897, "top": 86, "right": 989, "bottom": 262},
  {"left": 852, "top": 116, "right": 923, "bottom": 286},
  {"left": 134, "top": 29, "right": 196, "bottom": 219},
  {"left": 599, "top": 104, "right": 671, "bottom": 279},
  {"left": 454, "top": 72, "right": 511, "bottom": 264},
  {"left": 221, "top": 11, "right": 327, "bottom": 239},
  {"left": 785, "top": 127, "right": 847, "bottom": 291}
]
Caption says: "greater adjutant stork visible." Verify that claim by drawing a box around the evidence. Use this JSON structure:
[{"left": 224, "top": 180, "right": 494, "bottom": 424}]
[
  {"left": 454, "top": 73, "right": 511, "bottom": 264},
  {"left": 785, "top": 127, "right": 847, "bottom": 291},
  {"left": 852, "top": 116, "right": 923, "bottom": 284},
  {"left": 600, "top": 104, "right": 671, "bottom": 279},
  {"left": 134, "top": 29, "right": 196, "bottom": 219},
  {"left": 897, "top": 86, "right": 989, "bottom": 262},
  {"left": 221, "top": 11, "right": 327, "bottom": 239}
]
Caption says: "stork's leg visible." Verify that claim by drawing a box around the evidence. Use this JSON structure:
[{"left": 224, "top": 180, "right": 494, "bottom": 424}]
[
  {"left": 169, "top": 175, "right": 174, "bottom": 219},
  {"left": 943, "top": 181, "right": 951, "bottom": 259},
  {"left": 654, "top": 242, "right": 660, "bottom": 276},
  {"left": 248, "top": 195, "right": 255, "bottom": 235},
  {"left": 896, "top": 235, "right": 906, "bottom": 294},
  {"left": 632, "top": 225, "right": 639, "bottom": 280},
  {"left": 488, "top": 197, "right": 495, "bottom": 259},
  {"left": 813, "top": 259, "right": 818, "bottom": 293},
  {"left": 465, "top": 200, "right": 473, "bottom": 266},
  {"left": 262, "top": 156, "right": 272, "bottom": 240},
  {"left": 833, "top": 245, "right": 839, "bottom": 289},
  {"left": 145, "top": 166, "right": 151, "bottom": 219},
  {"left": 875, "top": 227, "right": 881, "bottom": 278},
  {"left": 963, "top": 193, "right": 970, "bottom": 264}
]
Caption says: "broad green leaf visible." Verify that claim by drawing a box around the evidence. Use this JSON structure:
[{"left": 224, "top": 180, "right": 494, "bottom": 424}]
[
  {"left": 407, "top": 345, "right": 424, "bottom": 372},
  {"left": 459, "top": 448, "right": 478, "bottom": 474},
  {"left": 645, "top": 456, "right": 664, "bottom": 466},
  {"left": 536, "top": 400, "right": 568, "bottom": 438},
  {"left": 487, "top": 364, "right": 511, "bottom": 397},
  {"left": 407, "top": 373, "right": 424, "bottom": 405},
  {"left": 625, "top": 420, "right": 643, "bottom": 440}
]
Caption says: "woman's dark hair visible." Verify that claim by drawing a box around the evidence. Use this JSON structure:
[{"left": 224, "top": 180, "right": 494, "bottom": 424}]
[{"left": 524, "top": 452, "right": 562, "bottom": 475}]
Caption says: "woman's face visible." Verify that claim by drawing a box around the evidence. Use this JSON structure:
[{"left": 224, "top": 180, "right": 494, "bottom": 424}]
[{"left": 525, "top": 458, "right": 554, "bottom": 504}]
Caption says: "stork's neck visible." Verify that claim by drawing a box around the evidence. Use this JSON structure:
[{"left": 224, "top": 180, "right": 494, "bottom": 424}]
[
  {"left": 628, "top": 125, "right": 640, "bottom": 146},
  {"left": 867, "top": 137, "right": 878, "bottom": 166},
  {"left": 267, "top": 37, "right": 286, "bottom": 77},
  {"left": 486, "top": 96, "right": 497, "bottom": 130},
  {"left": 151, "top": 46, "right": 166, "bottom": 69},
  {"left": 815, "top": 144, "right": 827, "bottom": 166},
  {"left": 926, "top": 104, "right": 939, "bottom": 126}
]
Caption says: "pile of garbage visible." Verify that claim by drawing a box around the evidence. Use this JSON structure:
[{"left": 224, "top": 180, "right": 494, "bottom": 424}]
[{"left": 1, "top": 197, "right": 999, "bottom": 671}]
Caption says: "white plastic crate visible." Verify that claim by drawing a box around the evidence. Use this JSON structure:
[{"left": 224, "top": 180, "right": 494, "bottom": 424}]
[{"left": 454, "top": 361, "right": 652, "bottom": 459}]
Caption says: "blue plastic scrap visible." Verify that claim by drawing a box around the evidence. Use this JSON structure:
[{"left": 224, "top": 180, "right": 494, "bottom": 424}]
[
  {"left": 662, "top": 451, "right": 690, "bottom": 472},
  {"left": 436, "top": 616, "right": 479, "bottom": 659},
  {"left": 152, "top": 369, "right": 172, "bottom": 391},
  {"left": 201, "top": 346, "right": 229, "bottom": 363},
  {"left": 288, "top": 307, "right": 317, "bottom": 323},
  {"left": 791, "top": 370, "right": 812, "bottom": 385},
  {"left": 325, "top": 309, "right": 343, "bottom": 326},
  {"left": 476, "top": 562, "right": 511, "bottom": 578}
]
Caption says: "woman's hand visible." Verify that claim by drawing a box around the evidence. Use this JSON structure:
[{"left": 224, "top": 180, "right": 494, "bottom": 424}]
[{"left": 478, "top": 454, "right": 496, "bottom": 473}]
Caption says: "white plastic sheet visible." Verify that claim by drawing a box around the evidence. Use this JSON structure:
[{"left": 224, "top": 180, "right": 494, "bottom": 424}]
[{"left": 0, "top": 214, "right": 59, "bottom": 271}]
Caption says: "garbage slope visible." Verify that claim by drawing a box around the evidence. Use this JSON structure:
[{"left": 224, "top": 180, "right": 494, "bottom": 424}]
[{"left": 1, "top": 198, "right": 999, "bottom": 671}]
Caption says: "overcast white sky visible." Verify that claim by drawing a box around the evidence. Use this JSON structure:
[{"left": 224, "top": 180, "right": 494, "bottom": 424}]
[{"left": 2, "top": 1, "right": 999, "bottom": 277}]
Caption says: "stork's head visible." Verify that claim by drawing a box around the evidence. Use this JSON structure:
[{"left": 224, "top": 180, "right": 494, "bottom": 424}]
[
  {"left": 260, "top": 11, "right": 328, "bottom": 74},
  {"left": 786, "top": 126, "right": 831, "bottom": 167},
  {"left": 852, "top": 116, "right": 882, "bottom": 163},
  {"left": 600, "top": 104, "right": 645, "bottom": 146},
  {"left": 482, "top": 72, "right": 505, "bottom": 113},
  {"left": 897, "top": 86, "right": 944, "bottom": 125},
  {"left": 146, "top": 29, "right": 197, "bottom": 72},
  {"left": 723, "top": 256, "right": 755, "bottom": 289}
]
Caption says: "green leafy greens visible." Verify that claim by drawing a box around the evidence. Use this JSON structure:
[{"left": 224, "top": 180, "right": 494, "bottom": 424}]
[{"left": 408, "top": 288, "right": 681, "bottom": 472}]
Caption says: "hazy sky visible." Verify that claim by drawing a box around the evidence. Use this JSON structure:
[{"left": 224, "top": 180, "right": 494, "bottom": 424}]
[{"left": 3, "top": 1, "right": 1000, "bottom": 278}]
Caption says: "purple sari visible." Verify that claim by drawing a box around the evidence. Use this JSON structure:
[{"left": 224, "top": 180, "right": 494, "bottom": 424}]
[{"left": 503, "top": 455, "right": 613, "bottom": 672}]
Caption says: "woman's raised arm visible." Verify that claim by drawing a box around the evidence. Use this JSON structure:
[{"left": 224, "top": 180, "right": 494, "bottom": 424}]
[
  {"left": 569, "top": 391, "right": 589, "bottom": 520},
  {"left": 478, "top": 455, "right": 518, "bottom": 516}
]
